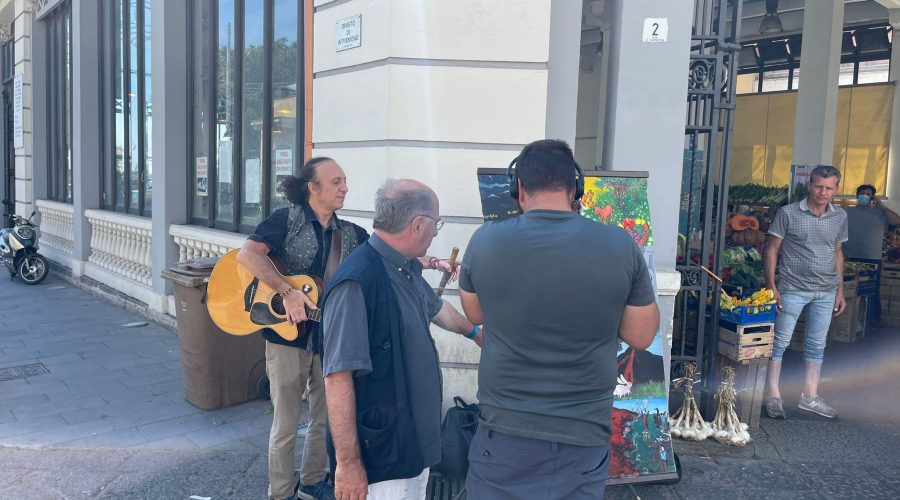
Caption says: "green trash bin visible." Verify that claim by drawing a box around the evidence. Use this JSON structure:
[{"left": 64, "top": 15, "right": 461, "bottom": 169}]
[{"left": 162, "top": 257, "right": 267, "bottom": 410}]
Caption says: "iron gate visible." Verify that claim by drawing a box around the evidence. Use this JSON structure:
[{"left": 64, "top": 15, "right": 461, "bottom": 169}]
[{"left": 673, "top": 0, "right": 744, "bottom": 403}]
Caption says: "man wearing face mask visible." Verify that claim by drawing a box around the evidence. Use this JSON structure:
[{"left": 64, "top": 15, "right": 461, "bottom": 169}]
[{"left": 844, "top": 184, "right": 900, "bottom": 325}]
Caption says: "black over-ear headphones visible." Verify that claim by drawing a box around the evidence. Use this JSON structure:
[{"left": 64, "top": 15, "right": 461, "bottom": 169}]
[{"left": 506, "top": 156, "right": 585, "bottom": 201}]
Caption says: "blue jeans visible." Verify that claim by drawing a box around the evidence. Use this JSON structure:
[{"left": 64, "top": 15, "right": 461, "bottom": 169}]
[{"left": 773, "top": 290, "right": 837, "bottom": 363}]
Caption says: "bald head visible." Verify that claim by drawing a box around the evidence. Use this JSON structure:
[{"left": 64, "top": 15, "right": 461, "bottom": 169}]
[{"left": 373, "top": 179, "right": 438, "bottom": 234}]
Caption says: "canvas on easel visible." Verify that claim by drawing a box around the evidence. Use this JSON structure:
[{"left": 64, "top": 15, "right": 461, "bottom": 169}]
[{"left": 475, "top": 168, "right": 678, "bottom": 485}]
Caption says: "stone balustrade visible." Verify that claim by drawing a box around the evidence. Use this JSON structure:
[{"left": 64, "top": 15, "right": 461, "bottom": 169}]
[
  {"left": 84, "top": 209, "right": 153, "bottom": 286},
  {"left": 169, "top": 224, "right": 246, "bottom": 262},
  {"left": 35, "top": 199, "right": 75, "bottom": 258}
]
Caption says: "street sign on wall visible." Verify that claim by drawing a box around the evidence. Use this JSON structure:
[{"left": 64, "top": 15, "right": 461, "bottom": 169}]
[{"left": 336, "top": 15, "right": 361, "bottom": 52}]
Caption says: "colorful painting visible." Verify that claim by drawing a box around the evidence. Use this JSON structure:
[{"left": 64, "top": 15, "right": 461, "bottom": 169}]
[
  {"left": 475, "top": 169, "right": 677, "bottom": 485},
  {"left": 580, "top": 175, "right": 653, "bottom": 247}
]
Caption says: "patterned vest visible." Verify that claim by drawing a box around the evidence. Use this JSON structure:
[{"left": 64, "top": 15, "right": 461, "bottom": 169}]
[{"left": 280, "top": 205, "right": 360, "bottom": 277}]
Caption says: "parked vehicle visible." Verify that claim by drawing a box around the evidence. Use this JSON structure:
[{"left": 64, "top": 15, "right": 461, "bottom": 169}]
[{"left": 0, "top": 200, "right": 49, "bottom": 285}]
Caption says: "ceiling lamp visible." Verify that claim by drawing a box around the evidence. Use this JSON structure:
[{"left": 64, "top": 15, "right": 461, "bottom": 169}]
[{"left": 759, "top": 0, "right": 783, "bottom": 35}]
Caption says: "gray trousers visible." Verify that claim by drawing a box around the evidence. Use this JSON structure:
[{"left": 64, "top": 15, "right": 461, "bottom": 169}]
[{"left": 465, "top": 425, "right": 609, "bottom": 500}]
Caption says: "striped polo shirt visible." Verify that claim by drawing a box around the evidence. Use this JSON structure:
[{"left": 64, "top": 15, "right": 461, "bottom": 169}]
[{"left": 768, "top": 198, "right": 848, "bottom": 292}]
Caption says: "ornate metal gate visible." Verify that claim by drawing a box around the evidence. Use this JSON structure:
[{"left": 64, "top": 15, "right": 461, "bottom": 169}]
[{"left": 673, "top": 0, "right": 744, "bottom": 401}]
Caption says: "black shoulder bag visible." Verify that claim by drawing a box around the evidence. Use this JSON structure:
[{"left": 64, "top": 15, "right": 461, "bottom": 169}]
[{"left": 434, "top": 396, "right": 480, "bottom": 479}]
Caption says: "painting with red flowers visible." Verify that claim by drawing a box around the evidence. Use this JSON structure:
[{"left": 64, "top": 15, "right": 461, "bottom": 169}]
[{"left": 580, "top": 175, "right": 654, "bottom": 247}]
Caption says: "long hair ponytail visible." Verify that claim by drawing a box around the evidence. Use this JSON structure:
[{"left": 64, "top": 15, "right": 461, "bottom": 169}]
[{"left": 279, "top": 157, "right": 335, "bottom": 205}]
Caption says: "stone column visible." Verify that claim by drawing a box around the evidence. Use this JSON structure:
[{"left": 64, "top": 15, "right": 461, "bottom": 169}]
[
  {"left": 884, "top": 9, "right": 900, "bottom": 204},
  {"left": 545, "top": 0, "right": 582, "bottom": 144},
  {"left": 149, "top": 0, "right": 190, "bottom": 308},
  {"left": 601, "top": 0, "right": 693, "bottom": 273},
  {"left": 70, "top": 0, "right": 102, "bottom": 274},
  {"left": 601, "top": 0, "right": 694, "bottom": 375},
  {"left": 13, "top": 0, "right": 32, "bottom": 217},
  {"left": 791, "top": 0, "right": 844, "bottom": 166}
]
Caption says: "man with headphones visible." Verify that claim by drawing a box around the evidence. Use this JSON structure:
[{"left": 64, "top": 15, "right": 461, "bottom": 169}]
[{"left": 458, "top": 139, "right": 660, "bottom": 499}]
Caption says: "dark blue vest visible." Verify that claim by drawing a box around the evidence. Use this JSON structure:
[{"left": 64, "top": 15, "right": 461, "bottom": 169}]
[{"left": 322, "top": 242, "right": 426, "bottom": 484}]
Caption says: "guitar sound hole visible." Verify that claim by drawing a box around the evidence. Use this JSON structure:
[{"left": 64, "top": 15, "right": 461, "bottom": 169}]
[{"left": 272, "top": 296, "right": 286, "bottom": 315}]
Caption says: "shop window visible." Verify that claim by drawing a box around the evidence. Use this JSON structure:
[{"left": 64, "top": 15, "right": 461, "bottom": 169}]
[
  {"left": 45, "top": 3, "right": 73, "bottom": 203},
  {"left": 856, "top": 59, "right": 890, "bottom": 85},
  {"left": 190, "top": 0, "right": 303, "bottom": 232},
  {"left": 735, "top": 73, "right": 758, "bottom": 95},
  {"left": 838, "top": 62, "right": 856, "bottom": 86},
  {"left": 731, "top": 84, "right": 892, "bottom": 195},
  {"left": 100, "top": 0, "right": 153, "bottom": 216},
  {"left": 760, "top": 69, "right": 789, "bottom": 92}
]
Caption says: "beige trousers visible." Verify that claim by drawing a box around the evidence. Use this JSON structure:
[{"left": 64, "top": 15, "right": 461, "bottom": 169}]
[{"left": 266, "top": 342, "right": 328, "bottom": 499}]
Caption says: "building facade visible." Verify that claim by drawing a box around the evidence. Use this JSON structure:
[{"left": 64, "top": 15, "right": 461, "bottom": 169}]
[{"left": 5, "top": 0, "right": 898, "bottom": 406}]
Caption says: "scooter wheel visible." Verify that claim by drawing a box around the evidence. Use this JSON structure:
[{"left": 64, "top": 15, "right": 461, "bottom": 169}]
[
  {"left": 256, "top": 375, "right": 271, "bottom": 401},
  {"left": 18, "top": 254, "right": 49, "bottom": 285}
]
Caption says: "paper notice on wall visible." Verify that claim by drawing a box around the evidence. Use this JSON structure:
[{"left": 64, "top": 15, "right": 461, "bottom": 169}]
[
  {"left": 274, "top": 149, "right": 293, "bottom": 176},
  {"left": 196, "top": 157, "right": 208, "bottom": 196},
  {"left": 245, "top": 158, "right": 261, "bottom": 204},
  {"left": 218, "top": 141, "right": 233, "bottom": 183},
  {"left": 13, "top": 74, "right": 22, "bottom": 149}
]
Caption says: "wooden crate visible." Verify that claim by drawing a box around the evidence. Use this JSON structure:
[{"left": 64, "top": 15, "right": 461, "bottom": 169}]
[
  {"left": 716, "top": 357, "right": 769, "bottom": 431},
  {"left": 718, "top": 322, "right": 774, "bottom": 361},
  {"left": 842, "top": 277, "right": 858, "bottom": 298},
  {"left": 828, "top": 297, "right": 858, "bottom": 342},
  {"left": 880, "top": 266, "right": 900, "bottom": 287}
]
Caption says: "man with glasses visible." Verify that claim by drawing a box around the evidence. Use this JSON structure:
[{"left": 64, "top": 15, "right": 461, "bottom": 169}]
[
  {"left": 764, "top": 165, "right": 848, "bottom": 420},
  {"left": 238, "top": 160, "right": 458, "bottom": 500},
  {"left": 321, "top": 179, "right": 481, "bottom": 500}
]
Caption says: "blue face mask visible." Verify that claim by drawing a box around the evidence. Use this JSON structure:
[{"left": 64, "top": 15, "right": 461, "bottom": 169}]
[{"left": 857, "top": 194, "right": 872, "bottom": 206}]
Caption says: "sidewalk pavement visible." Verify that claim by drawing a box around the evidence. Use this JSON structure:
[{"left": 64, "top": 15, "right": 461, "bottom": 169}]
[{"left": 2, "top": 274, "right": 900, "bottom": 499}]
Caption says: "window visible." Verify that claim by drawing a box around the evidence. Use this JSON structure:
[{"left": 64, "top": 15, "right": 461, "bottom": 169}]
[
  {"left": 838, "top": 62, "right": 856, "bottom": 86},
  {"left": 100, "top": 0, "right": 152, "bottom": 216},
  {"left": 856, "top": 59, "right": 890, "bottom": 85},
  {"left": 190, "top": 0, "right": 303, "bottom": 231},
  {"left": 737, "top": 24, "right": 892, "bottom": 95},
  {"left": 760, "top": 69, "right": 789, "bottom": 92},
  {"left": 45, "top": 3, "right": 73, "bottom": 203}
]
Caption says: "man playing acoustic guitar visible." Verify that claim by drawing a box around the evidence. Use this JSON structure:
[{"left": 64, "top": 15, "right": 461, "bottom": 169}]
[{"left": 237, "top": 157, "right": 457, "bottom": 500}]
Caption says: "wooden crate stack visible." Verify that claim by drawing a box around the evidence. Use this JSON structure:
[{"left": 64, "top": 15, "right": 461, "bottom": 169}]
[
  {"left": 718, "top": 322, "right": 774, "bottom": 361},
  {"left": 880, "top": 264, "right": 900, "bottom": 326},
  {"left": 716, "top": 321, "right": 774, "bottom": 431},
  {"left": 716, "top": 357, "right": 768, "bottom": 431}
]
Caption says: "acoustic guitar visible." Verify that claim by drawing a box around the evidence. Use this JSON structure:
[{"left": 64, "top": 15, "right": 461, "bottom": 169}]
[{"left": 207, "top": 249, "right": 323, "bottom": 341}]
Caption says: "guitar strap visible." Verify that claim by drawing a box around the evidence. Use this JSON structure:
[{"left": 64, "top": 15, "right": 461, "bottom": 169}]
[{"left": 322, "top": 227, "right": 343, "bottom": 286}]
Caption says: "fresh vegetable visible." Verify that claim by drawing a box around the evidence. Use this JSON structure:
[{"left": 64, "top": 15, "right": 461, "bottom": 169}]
[
  {"left": 728, "top": 183, "right": 789, "bottom": 205},
  {"left": 713, "top": 367, "right": 752, "bottom": 446},
  {"left": 731, "top": 229, "right": 766, "bottom": 247},
  {"left": 671, "top": 363, "right": 715, "bottom": 442},
  {"left": 719, "top": 287, "right": 776, "bottom": 311},
  {"left": 728, "top": 214, "right": 760, "bottom": 231}
]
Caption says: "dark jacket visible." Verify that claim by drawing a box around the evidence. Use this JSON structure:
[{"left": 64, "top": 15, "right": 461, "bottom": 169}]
[{"left": 321, "top": 242, "right": 426, "bottom": 484}]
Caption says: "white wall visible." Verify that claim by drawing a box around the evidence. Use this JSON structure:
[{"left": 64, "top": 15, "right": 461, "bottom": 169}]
[{"left": 313, "top": 0, "right": 554, "bottom": 408}]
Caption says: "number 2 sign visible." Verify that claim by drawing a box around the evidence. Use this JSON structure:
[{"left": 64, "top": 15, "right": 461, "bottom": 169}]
[{"left": 642, "top": 18, "right": 668, "bottom": 43}]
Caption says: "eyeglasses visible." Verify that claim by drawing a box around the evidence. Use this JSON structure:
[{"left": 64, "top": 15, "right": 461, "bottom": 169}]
[{"left": 419, "top": 214, "right": 444, "bottom": 231}]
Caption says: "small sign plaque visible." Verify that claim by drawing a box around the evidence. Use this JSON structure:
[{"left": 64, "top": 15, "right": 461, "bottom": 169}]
[
  {"left": 336, "top": 15, "right": 362, "bottom": 52},
  {"left": 642, "top": 18, "right": 668, "bottom": 43}
]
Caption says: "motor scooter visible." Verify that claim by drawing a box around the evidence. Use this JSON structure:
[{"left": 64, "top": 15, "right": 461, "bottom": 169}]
[{"left": 0, "top": 199, "right": 49, "bottom": 285}]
